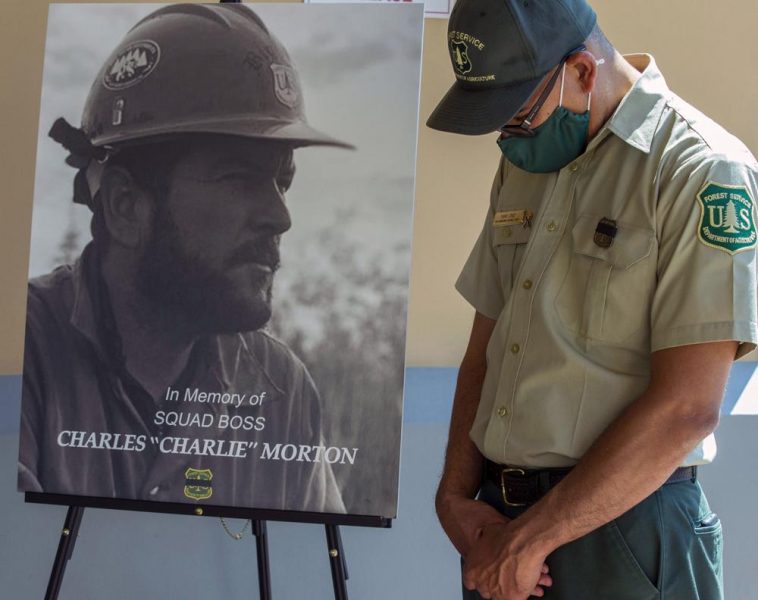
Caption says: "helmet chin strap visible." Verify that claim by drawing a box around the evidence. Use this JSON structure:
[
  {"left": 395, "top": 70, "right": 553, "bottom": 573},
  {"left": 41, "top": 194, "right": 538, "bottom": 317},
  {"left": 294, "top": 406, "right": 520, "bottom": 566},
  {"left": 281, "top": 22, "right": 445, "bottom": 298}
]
[{"left": 86, "top": 160, "right": 106, "bottom": 201}]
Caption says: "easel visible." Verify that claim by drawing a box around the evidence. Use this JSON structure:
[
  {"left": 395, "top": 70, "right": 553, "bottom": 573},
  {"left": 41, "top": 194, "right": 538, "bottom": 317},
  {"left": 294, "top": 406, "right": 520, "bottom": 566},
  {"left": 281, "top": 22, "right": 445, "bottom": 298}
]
[
  {"left": 29, "top": 492, "right": 391, "bottom": 600},
  {"left": 32, "top": 1, "right": 391, "bottom": 597}
]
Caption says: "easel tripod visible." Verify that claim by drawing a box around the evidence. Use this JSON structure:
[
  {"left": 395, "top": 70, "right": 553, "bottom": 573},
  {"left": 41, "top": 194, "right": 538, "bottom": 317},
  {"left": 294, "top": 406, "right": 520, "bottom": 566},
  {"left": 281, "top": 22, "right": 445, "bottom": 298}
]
[{"left": 35, "top": 494, "right": 367, "bottom": 600}]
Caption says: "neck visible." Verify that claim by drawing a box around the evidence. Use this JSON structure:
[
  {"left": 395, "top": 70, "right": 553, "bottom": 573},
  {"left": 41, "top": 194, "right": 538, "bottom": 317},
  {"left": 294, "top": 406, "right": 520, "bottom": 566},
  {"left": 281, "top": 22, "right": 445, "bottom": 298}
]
[
  {"left": 101, "top": 249, "right": 197, "bottom": 400},
  {"left": 588, "top": 50, "right": 641, "bottom": 139}
]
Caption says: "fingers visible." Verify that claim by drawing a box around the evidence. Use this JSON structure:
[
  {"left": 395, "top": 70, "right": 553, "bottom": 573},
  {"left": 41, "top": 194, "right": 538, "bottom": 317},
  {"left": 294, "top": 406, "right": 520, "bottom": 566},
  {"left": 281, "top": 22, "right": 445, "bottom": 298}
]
[
  {"left": 541, "top": 563, "right": 550, "bottom": 574},
  {"left": 538, "top": 573, "right": 553, "bottom": 587}
]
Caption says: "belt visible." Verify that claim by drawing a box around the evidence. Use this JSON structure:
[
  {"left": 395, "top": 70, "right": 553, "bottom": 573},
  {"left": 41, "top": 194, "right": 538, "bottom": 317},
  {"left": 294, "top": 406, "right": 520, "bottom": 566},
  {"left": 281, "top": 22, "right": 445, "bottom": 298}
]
[{"left": 484, "top": 460, "right": 697, "bottom": 507}]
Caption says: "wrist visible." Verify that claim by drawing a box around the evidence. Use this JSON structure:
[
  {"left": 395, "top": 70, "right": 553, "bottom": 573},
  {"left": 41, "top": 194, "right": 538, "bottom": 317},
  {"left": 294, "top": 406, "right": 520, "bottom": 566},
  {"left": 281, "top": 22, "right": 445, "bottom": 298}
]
[
  {"left": 507, "top": 507, "right": 562, "bottom": 558},
  {"left": 435, "top": 483, "right": 475, "bottom": 517}
]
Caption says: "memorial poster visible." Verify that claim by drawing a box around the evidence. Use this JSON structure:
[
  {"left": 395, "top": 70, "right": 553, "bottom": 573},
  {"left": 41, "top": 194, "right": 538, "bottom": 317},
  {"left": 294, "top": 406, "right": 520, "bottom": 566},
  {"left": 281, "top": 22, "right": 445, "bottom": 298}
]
[{"left": 17, "top": 2, "right": 423, "bottom": 518}]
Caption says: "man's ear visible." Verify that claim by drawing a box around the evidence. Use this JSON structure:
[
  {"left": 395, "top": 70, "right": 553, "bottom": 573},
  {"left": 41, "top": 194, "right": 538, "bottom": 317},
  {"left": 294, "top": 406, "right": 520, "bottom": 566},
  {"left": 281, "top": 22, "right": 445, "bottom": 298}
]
[
  {"left": 98, "top": 166, "right": 154, "bottom": 249},
  {"left": 567, "top": 51, "right": 599, "bottom": 95}
]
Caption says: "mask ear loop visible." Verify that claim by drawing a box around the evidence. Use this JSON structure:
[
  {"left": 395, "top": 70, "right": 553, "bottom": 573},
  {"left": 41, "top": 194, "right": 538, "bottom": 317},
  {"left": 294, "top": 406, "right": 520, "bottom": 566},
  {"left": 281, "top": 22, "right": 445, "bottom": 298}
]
[
  {"left": 559, "top": 64, "right": 566, "bottom": 106},
  {"left": 587, "top": 58, "right": 604, "bottom": 112}
]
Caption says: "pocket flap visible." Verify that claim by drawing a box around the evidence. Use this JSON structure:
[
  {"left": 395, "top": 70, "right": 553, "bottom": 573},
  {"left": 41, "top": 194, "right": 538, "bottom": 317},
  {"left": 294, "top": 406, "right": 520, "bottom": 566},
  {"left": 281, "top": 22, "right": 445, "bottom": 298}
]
[
  {"left": 492, "top": 224, "right": 532, "bottom": 247},
  {"left": 570, "top": 214, "right": 654, "bottom": 270}
]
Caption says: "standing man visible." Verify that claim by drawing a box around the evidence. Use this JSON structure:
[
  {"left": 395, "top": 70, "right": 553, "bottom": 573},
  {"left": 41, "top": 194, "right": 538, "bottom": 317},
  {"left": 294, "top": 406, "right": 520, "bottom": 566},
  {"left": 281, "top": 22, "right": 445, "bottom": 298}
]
[{"left": 427, "top": 1, "right": 757, "bottom": 598}]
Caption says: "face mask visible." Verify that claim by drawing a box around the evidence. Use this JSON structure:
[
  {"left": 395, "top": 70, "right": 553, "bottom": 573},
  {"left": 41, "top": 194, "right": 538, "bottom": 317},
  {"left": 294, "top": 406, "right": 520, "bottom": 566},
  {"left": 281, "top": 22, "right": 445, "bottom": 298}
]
[{"left": 497, "top": 66, "right": 590, "bottom": 173}]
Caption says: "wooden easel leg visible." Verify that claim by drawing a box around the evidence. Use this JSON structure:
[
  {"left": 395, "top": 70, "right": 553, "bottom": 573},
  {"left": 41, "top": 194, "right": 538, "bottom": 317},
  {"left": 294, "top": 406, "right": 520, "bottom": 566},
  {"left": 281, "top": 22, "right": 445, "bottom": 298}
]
[
  {"left": 252, "top": 520, "right": 272, "bottom": 600},
  {"left": 325, "top": 524, "right": 349, "bottom": 600},
  {"left": 45, "top": 505, "right": 85, "bottom": 600}
]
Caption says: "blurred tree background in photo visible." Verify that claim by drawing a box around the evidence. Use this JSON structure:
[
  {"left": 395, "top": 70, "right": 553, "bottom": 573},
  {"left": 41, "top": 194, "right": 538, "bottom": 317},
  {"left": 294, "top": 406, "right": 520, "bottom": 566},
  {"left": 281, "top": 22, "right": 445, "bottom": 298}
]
[{"left": 269, "top": 206, "right": 410, "bottom": 515}]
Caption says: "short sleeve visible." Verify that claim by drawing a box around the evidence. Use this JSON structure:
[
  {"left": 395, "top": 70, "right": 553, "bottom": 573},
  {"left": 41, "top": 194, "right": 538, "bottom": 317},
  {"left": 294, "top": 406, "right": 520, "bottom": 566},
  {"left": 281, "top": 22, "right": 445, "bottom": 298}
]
[
  {"left": 652, "top": 157, "right": 758, "bottom": 359},
  {"left": 455, "top": 160, "right": 506, "bottom": 320}
]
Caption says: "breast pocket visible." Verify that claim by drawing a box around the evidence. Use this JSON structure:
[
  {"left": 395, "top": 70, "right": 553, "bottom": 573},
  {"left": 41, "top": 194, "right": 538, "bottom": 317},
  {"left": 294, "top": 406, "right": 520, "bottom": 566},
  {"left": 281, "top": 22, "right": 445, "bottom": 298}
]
[
  {"left": 554, "top": 214, "right": 656, "bottom": 345},
  {"left": 492, "top": 224, "right": 532, "bottom": 298}
]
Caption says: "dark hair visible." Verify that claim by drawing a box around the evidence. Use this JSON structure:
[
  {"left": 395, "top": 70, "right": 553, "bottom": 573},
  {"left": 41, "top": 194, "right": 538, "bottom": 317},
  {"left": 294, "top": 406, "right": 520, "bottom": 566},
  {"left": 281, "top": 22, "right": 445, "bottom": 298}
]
[{"left": 90, "top": 139, "right": 188, "bottom": 248}]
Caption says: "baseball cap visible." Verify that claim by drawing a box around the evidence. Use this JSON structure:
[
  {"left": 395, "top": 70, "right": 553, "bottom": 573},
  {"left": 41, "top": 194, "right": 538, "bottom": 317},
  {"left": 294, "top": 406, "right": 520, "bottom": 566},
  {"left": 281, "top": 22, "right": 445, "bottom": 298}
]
[{"left": 427, "top": 0, "right": 597, "bottom": 135}]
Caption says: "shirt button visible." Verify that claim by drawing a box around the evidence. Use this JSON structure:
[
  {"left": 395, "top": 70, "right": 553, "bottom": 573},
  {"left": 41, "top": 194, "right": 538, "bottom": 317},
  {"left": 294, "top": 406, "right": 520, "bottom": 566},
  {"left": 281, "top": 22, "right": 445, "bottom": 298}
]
[
  {"left": 149, "top": 486, "right": 160, "bottom": 496},
  {"left": 569, "top": 163, "right": 580, "bottom": 172},
  {"left": 511, "top": 343, "right": 520, "bottom": 354},
  {"left": 497, "top": 406, "right": 509, "bottom": 418},
  {"left": 522, "top": 279, "right": 533, "bottom": 290},
  {"left": 546, "top": 221, "right": 557, "bottom": 232}
]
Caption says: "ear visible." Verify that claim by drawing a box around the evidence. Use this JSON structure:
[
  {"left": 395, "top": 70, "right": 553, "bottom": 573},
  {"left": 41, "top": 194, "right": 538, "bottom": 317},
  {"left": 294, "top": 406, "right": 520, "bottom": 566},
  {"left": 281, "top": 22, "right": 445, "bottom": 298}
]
[
  {"left": 566, "top": 50, "right": 599, "bottom": 95},
  {"left": 98, "top": 166, "right": 154, "bottom": 249}
]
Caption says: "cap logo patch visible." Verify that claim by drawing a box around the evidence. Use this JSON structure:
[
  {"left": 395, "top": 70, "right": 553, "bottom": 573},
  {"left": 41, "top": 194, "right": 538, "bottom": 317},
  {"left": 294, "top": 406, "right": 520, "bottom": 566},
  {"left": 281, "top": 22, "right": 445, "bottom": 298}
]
[
  {"left": 270, "top": 64, "right": 298, "bottom": 109},
  {"left": 450, "top": 40, "right": 472, "bottom": 75},
  {"left": 697, "top": 181, "right": 756, "bottom": 255},
  {"left": 103, "top": 40, "right": 161, "bottom": 91},
  {"left": 447, "top": 31, "right": 494, "bottom": 83}
]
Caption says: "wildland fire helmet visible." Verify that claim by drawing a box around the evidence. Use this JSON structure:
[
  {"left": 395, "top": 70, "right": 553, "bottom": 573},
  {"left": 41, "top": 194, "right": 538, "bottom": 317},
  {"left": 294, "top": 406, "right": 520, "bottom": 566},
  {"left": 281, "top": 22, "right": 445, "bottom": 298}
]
[{"left": 49, "top": 3, "right": 352, "bottom": 207}]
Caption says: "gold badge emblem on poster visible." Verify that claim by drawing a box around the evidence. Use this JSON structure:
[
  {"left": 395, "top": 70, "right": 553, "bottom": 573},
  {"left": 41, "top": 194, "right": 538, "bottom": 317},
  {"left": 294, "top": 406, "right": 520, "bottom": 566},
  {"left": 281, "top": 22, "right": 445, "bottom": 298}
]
[{"left": 184, "top": 467, "right": 213, "bottom": 501}]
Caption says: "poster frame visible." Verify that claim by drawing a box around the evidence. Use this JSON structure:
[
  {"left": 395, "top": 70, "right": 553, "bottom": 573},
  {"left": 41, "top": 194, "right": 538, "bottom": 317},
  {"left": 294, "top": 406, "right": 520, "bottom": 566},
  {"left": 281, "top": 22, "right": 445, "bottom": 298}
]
[{"left": 25, "top": 492, "right": 393, "bottom": 528}]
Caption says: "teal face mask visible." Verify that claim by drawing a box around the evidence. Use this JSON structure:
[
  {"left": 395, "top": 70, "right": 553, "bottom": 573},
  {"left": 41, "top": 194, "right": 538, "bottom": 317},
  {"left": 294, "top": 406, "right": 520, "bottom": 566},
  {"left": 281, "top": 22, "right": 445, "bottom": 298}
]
[{"left": 497, "top": 67, "right": 590, "bottom": 173}]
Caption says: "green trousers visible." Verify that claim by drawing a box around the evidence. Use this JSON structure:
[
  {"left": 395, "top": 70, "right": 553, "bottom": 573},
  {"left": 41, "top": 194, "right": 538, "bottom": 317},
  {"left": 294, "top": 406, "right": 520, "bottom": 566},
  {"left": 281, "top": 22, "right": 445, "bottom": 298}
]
[{"left": 462, "top": 476, "right": 723, "bottom": 600}]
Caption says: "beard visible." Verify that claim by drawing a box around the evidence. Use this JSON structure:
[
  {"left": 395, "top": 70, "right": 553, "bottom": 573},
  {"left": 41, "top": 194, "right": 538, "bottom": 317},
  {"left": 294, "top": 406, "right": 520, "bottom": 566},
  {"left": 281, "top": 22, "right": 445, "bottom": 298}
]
[{"left": 136, "top": 205, "right": 281, "bottom": 336}]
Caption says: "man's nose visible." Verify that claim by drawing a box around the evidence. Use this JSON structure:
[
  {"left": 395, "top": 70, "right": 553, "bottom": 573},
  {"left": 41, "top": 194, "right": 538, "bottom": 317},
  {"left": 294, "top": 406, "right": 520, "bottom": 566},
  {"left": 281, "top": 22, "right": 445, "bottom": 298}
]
[{"left": 254, "top": 188, "right": 292, "bottom": 235}]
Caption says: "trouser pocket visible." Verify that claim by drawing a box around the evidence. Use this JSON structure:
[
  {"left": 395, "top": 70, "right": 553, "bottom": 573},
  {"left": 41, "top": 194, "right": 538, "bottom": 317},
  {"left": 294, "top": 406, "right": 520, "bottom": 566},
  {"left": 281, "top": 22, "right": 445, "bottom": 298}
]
[
  {"left": 541, "top": 518, "right": 660, "bottom": 600},
  {"left": 658, "top": 481, "right": 724, "bottom": 600}
]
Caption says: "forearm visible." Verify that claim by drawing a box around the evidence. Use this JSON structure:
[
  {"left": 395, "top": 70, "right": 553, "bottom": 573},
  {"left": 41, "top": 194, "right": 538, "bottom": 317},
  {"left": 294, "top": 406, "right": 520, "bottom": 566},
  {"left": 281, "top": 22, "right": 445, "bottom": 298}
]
[
  {"left": 437, "top": 356, "right": 505, "bottom": 555},
  {"left": 436, "top": 356, "right": 487, "bottom": 504},
  {"left": 517, "top": 387, "right": 716, "bottom": 556},
  {"left": 508, "top": 342, "right": 734, "bottom": 557},
  {"left": 436, "top": 313, "right": 503, "bottom": 555}
]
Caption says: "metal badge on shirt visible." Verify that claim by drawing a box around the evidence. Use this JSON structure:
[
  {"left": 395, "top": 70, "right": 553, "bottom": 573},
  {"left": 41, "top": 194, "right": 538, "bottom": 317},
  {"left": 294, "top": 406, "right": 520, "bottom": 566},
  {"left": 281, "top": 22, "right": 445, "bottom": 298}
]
[{"left": 593, "top": 218, "right": 618, "bottom": 248}]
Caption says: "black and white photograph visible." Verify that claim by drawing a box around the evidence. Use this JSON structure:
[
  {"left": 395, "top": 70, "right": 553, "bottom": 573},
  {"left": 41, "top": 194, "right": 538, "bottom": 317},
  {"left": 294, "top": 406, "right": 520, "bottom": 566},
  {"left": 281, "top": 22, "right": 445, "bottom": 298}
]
[{"left": 18, "top": 2, "right": 423, "bottom": 518}]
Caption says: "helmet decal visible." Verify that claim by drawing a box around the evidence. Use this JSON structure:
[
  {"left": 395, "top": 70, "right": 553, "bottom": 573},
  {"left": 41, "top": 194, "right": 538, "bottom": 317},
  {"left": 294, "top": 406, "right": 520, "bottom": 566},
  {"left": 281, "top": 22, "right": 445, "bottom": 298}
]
[
  {"left": 103, "top": 40, "right": 161, "bottom": 91},
  {"left": 270, "top": 64, "right": 298, "bottom": 109}
]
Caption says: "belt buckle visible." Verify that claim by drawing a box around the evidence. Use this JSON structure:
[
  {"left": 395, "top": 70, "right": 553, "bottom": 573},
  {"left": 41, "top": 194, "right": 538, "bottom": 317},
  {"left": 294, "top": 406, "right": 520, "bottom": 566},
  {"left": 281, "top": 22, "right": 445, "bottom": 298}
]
[{"left": 500, "top": 467, "right": 527, "bottom": 507}]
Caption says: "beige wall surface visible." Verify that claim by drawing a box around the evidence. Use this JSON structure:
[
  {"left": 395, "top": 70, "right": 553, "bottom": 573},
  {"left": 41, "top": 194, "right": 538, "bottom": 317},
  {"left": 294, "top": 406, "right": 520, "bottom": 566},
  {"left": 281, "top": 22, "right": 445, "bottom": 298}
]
[{"left": 1, "top": 1, "right": 756, "bottom": 374}]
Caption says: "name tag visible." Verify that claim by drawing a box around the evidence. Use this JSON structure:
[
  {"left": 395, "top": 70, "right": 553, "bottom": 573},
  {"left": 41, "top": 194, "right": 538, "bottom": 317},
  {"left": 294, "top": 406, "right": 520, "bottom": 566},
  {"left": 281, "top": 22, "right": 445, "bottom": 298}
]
[{"left": 494, "top": 209, "right": 533, "bottom": 228}]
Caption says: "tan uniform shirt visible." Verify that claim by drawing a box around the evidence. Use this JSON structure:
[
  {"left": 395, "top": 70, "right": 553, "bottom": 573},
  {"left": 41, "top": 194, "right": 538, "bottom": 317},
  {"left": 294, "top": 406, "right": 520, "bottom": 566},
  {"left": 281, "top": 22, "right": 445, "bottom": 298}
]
[{"left": 456, "top": 55, "right": 758, "bottom": 469}]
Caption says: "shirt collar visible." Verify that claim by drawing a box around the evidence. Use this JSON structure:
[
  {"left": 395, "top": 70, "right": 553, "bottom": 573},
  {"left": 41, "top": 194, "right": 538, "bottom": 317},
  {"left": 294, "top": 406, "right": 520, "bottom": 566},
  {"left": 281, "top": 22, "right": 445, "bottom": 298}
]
[{"left": 605, "top": 54, "right": 671, "bottom": 154}]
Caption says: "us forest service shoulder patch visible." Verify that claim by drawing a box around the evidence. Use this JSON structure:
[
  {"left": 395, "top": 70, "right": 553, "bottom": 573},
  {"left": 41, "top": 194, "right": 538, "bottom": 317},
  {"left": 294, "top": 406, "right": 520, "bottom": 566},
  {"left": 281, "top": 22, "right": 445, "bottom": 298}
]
[{"left": 696, "top": 181, "right": 757, "bottom": 255}]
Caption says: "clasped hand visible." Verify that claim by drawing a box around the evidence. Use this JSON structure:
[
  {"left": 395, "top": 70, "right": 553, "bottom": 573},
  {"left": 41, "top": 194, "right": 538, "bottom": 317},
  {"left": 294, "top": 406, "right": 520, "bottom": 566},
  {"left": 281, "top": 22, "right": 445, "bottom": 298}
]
[{"left": 463, "top": 520, "right": 552, "bottom": 600}]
